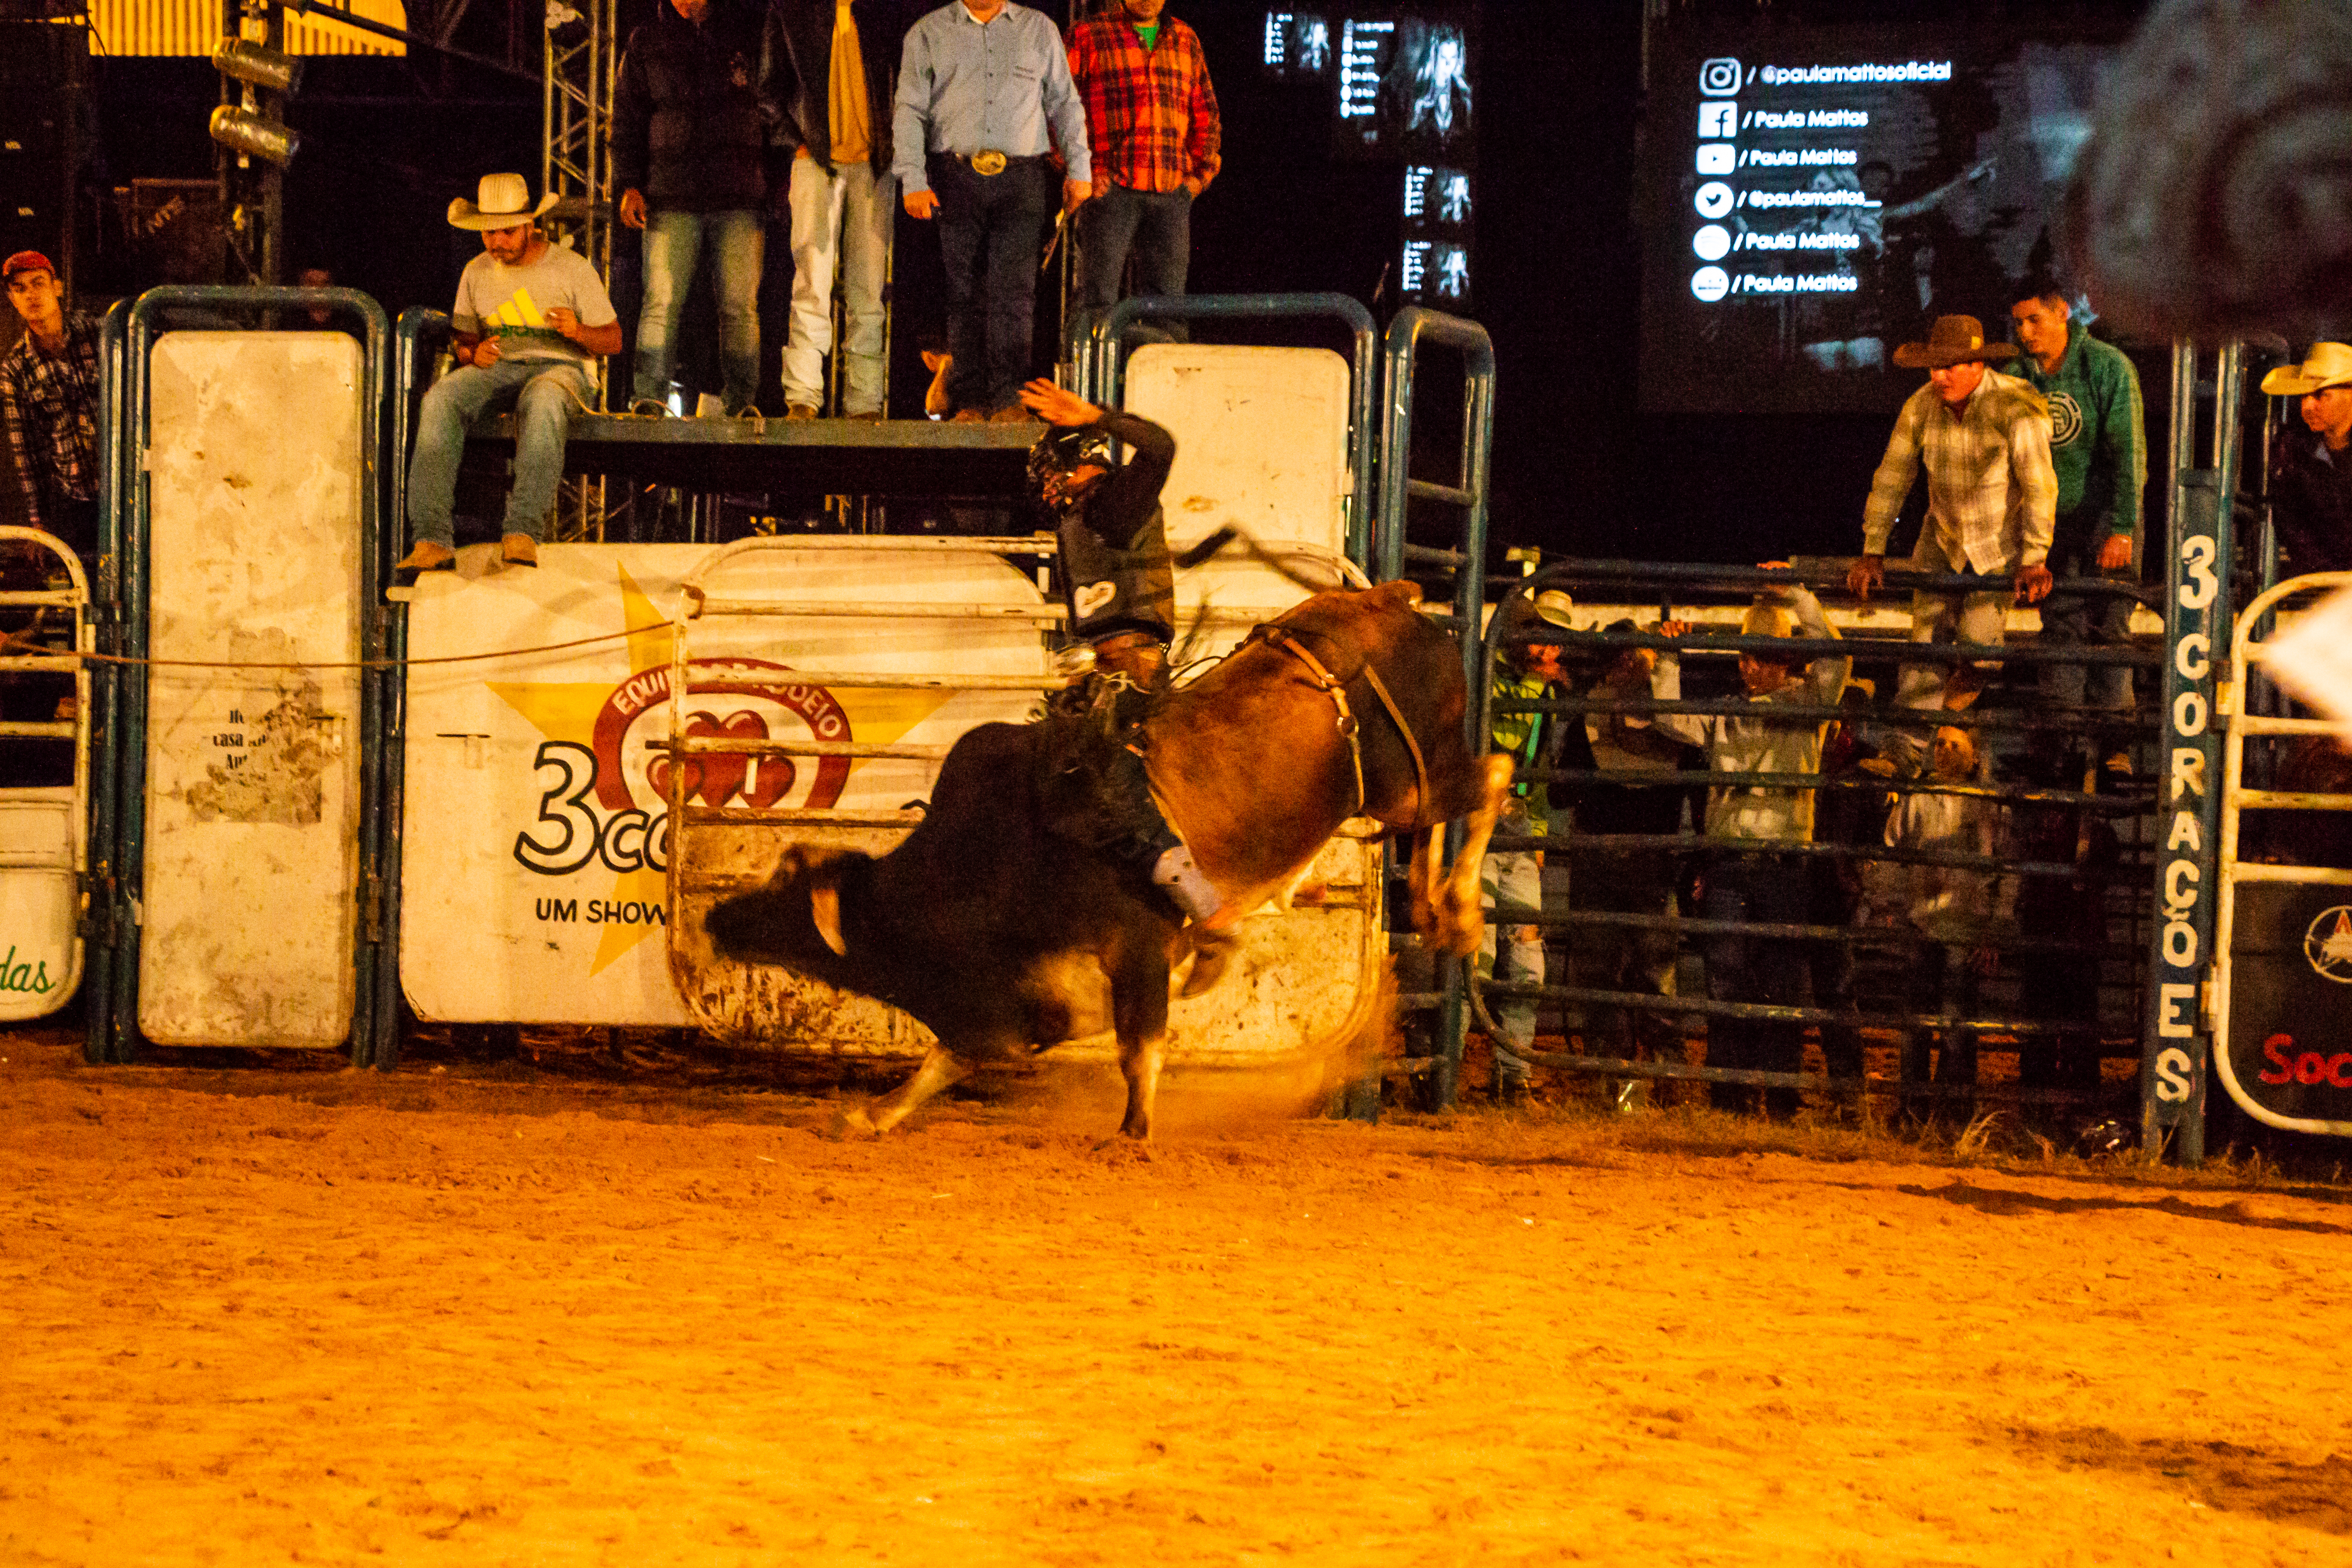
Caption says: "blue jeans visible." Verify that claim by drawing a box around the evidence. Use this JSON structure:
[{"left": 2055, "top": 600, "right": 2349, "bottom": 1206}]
[
  {"left": 406, "top": 358, "right": 591, "bottom": 545},
  {"left": 1075, "top": 183, "right": 1192, "bottom": 340},
  {"left": 2039, "top": 536, "right": 2136, "bottom": 717},
  {"left": 929, "top": 153, "right": 1056, "bottom": 413},
  {"left": 634, "top": 208, "right": 765, "bottom": 413},
  {"left": 1477, "top": 806, "right": 1546, "bottom": 1087}
]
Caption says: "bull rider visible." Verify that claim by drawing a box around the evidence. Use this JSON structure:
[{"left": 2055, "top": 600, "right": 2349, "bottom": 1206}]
[{"left": 1019, "top": 375, "right": 1238, "bottom": 991}]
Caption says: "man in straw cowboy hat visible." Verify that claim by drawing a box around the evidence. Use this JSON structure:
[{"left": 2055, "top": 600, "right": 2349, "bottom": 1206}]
[
  {"left": 398, "top": 174, "right": 622, "bottom": 578},
  {"left": 1649, "top": 585, "right": 1852, "bottom": 1119},
  {"left": 1848, "top": 313, "right": 2058, "bottom": 751},
  {"left": 2261, "top": 342, "right": 2352, "bottom": 579}
]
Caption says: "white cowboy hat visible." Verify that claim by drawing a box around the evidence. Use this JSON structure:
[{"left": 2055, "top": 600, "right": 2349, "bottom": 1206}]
[
  {"left": 447, "top": 172, "right": 558, "bottom": 231},
  {"left": 2260, "top": 342, "right": 2352, "bottom": 397},
  {"left": 1531, "top": 589, "right": 1575, "bottom": 630}
]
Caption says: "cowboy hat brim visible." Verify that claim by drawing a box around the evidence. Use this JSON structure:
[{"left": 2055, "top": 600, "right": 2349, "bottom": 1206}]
[
  {"left": 447, "top": 192, "right": 560, "bottom": 230},
  {"left": 2260, "top": 366, "right": 2352, "bottom": 396},
  {"left": 1530, "top": 590, "right": 1576, "bottom": 630},
  {"left": 1892, "top": 338, "right": 2020, "bottom": 370}
]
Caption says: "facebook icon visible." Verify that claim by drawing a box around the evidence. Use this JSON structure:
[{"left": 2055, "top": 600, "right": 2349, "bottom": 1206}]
[{"left": 1699, "top": 102, "right": 1736, "bottom": 139}]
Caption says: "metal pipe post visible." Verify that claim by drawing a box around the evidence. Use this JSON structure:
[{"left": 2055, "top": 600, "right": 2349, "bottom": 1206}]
[{"left": 83, "top": 301, "right": 133, "bottom": 1062}]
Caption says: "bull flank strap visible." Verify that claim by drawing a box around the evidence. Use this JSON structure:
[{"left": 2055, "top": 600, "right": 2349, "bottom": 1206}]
[{"left": 1253, "top": 628, "right": 1436, "bottom": 829}]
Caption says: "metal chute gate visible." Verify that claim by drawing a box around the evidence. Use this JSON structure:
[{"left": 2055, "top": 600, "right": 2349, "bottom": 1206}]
[
  {"left": 85, "top": 284, "right": 397, "bottom": 1066},
  {"left": 2211, "top": 571, "right": 2352, "bottom": 1136},
  {"left": 367, "top": 290, "right": 1422, "bottom": 1084}
]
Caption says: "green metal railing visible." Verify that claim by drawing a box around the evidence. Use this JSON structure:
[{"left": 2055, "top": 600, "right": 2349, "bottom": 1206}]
[{"left": 1372, "top": 307, "right": 1496, "bottom": 1112}]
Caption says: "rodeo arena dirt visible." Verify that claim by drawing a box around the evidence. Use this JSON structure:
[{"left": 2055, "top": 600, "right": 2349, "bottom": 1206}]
[{"left": 7, "top": 1027, "right": 2352, "bottom": 1565}]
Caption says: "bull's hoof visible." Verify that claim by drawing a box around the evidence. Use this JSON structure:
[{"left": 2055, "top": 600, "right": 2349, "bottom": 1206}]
[
  {"left": 833, "top": 1104, "right": 882, "bottom": 1139},
  {"left": 1177, "top": 925, "right": 1241, "bottom": 999}
]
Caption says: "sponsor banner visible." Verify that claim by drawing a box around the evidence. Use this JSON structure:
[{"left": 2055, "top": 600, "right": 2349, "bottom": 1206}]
[
  {"left": 0, "top": 789, "right": 78, "bottom": 1022},
  {"left": 400, "top": 544, "right": 1049, "bottom": 1025},
  {"left": 2223, "top": 883, "right": 2352, "bottom": 1124}
]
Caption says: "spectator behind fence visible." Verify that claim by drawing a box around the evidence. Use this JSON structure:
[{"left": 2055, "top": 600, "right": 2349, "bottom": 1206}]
[
  {"left": 2012, "top": 752, "right": 2123, "bottom": 1117},
  {"left": 0, "top": 251, "right": 100, "bottom": 565},
  {"left": 2002, "top": 284, "right": 2147, "bottom": 780},
  {"left": 894, "top": 0, "right": 1091, "bottom": 423},
  {"left": 1066, "top": 0, "right": 1221, "bottom": 340},
  {"left": 1653, "top": 585, "right": 1852, "bottom": 1121},
  {"left": 1557, "top": 619, "right": 1692, "bottom": 1109},
  {"left": 297, "top": 266, "right": 339, "bottom": 329},
  {"left": 614, "top": 0, "right": 783, "bottom": 418},
  {"left": 2260, "top": 342, "right": 2352, "bottom": 577},
  {"left": 1808, "top": 682, "right": 1891, "bottom": 1110},
  {"left": 1480, "top": 588, "right": 1575, "bottom": 1103},
  {"left": 1864, "top": 725, "right": 2012, "bottom": 1106},
  {"left": 774, "top": 0, "right": 915, "bottom": 420},
  {"left": 1849, "top": 315, "right": 2058, "bottom": 760},
  {"left": 398, "top": 176, "right": 622, "bottom": 579}
]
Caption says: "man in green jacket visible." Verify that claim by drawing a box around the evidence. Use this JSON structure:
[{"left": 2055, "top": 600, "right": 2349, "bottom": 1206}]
[
  {"left": 2004, "top": 283, "right": 2147, "bottom": 774},
  {"left": 1481, "top": 589, "right": 1574, "bottom": 1102}
]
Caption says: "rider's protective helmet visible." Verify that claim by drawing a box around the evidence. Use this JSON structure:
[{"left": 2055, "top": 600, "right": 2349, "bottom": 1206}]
[{"left": 1028, "top": 425, "right": 1117, "bottom": 510}]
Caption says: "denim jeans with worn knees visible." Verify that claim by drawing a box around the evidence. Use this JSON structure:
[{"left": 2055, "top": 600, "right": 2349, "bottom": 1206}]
[
  {"left": 634, "top": 207, "right": 765, "bottom": 413},
  {"left": 406, "top": 358, "right": 592, "bottom": 546},
  {"left": 783, "top": 158, "right": 895, "bottom": 414},
  {"left": 1075, "top": 183, "right": 1192, "bottom": 338}
]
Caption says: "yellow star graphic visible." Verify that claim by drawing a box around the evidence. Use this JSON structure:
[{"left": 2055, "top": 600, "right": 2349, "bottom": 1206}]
[{"left": 488, "top": 564, "right": 956, "bottom": 974}]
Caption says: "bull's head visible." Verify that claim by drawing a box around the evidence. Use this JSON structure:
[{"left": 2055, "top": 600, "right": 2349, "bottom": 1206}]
[{"left": 704, "top": 845, "right": 867, "bottom": 971}]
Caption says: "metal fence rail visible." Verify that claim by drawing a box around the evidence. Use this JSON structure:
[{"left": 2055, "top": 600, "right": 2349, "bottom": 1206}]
[{"left": 1412, "top": 555, "right": 2161, "bottom": 1118}]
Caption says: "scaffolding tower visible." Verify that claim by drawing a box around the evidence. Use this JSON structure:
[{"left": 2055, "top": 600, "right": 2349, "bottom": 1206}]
[{"left": 542, "top": 0, "right": 616, "bottom": 537}]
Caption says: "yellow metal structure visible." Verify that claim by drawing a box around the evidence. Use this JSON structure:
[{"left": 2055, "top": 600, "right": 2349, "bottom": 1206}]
[{"left": 90, "top": 0, "right": 406, "bottom": 56}]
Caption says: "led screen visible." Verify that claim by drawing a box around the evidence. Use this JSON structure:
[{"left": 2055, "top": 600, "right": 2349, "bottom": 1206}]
[
  {"left": 1402, "top": 163, "right": 1472, "bottom": 305},
  {"left": 1638, "top": 21, "right": 2125, "bottom": 413},
  {"left": 1262, "top": 10, "right": 1335, "bottom": 80}
]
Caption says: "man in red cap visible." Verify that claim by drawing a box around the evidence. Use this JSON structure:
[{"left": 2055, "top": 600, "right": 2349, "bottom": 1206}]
[{"left": 0, "top": 252, "right": 102, "bottom": 562}]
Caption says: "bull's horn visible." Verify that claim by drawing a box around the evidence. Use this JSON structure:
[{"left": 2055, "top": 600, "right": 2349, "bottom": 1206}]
[{"left": 810, "top": 884, "right": 847, "bottom": 957}]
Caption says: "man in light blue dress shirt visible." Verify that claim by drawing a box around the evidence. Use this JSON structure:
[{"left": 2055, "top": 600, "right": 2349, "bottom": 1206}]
[{"left": 894, "top": 0, "right": 1090, "bottom": 420}]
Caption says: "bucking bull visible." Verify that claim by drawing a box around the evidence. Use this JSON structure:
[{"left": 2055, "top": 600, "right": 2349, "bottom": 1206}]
[{"left": 704, "top": 579, "right": 1514, "bottom": 1139}]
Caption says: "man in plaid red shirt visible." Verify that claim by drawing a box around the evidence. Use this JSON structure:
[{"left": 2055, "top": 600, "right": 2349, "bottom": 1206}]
[{"left": 1067, "top": 0, "right": 1220, "bottom": 337}]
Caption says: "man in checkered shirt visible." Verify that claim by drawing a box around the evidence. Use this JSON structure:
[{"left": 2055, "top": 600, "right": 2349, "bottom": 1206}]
[
  {"left": 1848, "top": 312, "right": 2058, "bottom": 732},
  {"left": 0, "top": 251, "right": 102, "bottom": 564},
  {"left": 1066, "top": 0, "right": 1219, "bottom": 339}
]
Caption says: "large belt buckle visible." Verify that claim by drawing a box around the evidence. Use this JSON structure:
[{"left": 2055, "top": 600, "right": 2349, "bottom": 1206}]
[{"left": 971, "top": 148, "right": 1008, "bottom": 176}]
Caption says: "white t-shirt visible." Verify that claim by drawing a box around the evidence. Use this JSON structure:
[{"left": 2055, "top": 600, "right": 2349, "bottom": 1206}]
[{"left": 450, "top": 240, "right": 616, "bottom": 367}]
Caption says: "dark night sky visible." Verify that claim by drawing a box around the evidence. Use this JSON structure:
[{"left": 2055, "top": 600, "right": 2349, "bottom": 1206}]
[{"left": 79, "top": 0, "right": 2158, "bottom": 570}]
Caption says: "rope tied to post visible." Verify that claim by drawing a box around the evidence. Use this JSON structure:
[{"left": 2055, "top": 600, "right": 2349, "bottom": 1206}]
[{"left": 14, "top": 627, "right": 648, "bottom": 672}]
